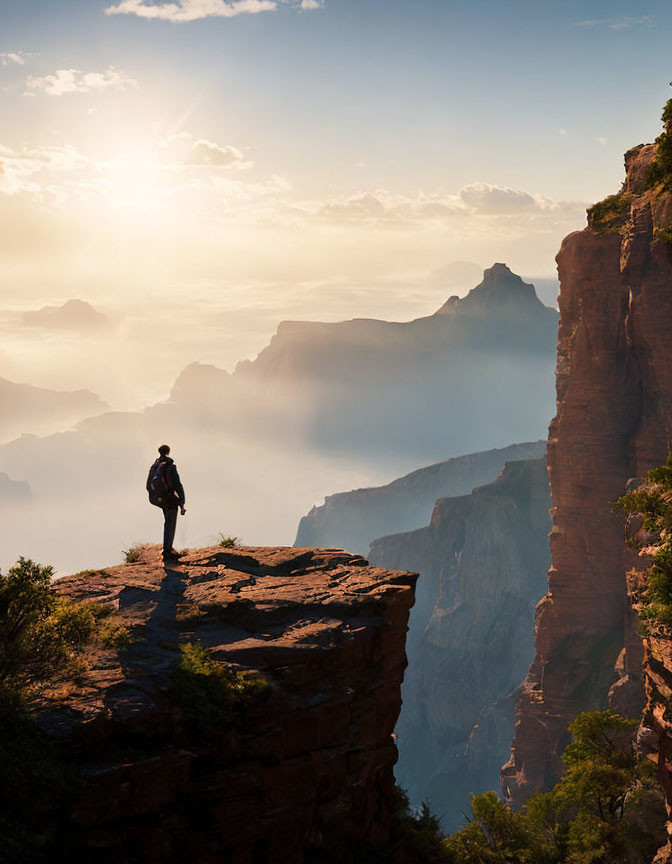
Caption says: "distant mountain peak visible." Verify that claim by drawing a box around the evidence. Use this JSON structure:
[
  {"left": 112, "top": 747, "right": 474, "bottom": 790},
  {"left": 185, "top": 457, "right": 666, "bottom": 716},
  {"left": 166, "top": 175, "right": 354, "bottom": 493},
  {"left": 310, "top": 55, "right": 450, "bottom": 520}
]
[
  {"left": 22, "top": 298, "right": 113, "bottom": 332},
  {"left": 435, "top": 263, "right": 550, "bottom": 317}
]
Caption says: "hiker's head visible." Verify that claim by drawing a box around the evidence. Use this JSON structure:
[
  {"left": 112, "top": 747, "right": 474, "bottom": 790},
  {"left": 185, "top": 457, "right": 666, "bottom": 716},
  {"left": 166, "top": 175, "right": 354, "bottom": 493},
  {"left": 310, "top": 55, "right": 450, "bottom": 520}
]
[{"left": 158, "top": 444, "right": 171, "bottom": 457}]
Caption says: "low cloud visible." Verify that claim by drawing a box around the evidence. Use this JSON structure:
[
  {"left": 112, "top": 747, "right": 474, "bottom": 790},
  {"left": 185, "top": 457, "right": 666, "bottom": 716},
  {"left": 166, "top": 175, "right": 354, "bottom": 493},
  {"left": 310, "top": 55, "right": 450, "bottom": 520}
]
[
  {"left": 0, "top": 144, "right": 96, "bottom": 196},
  {"left": 190, "top": 139, "right": 253, "bottom": 170},
  {"left": 459, "top": 183, "right": 544, "bottom": 214},
  {"left": 319, "top": 183, "right": 575, "bottom": 226},
  {"left": 104, "top": 0, "right": 321, "bottom": 20},
  {"left": 1, "top": 52, "right": 30, "bottom": 67},
  {"left": 105, "top": 0, "right": 279, "bottom": 21},
  {"left": 574, "top": 15, "right": 654, "bottom": 30},
  {"left": 26, "top": 67, "right": 138, "bottom": 96}
]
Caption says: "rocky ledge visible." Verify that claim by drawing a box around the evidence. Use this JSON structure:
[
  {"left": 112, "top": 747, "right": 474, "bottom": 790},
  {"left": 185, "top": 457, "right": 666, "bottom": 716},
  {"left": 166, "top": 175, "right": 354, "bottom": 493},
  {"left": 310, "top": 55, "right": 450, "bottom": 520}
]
[{"left": 37, "top": 545, "right": 417, "bottom": 864}]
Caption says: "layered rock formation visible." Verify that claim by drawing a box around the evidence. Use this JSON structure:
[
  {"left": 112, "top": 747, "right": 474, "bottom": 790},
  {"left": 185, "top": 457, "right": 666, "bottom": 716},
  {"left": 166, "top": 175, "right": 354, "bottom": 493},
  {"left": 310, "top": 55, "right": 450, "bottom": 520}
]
[
  {"left": 171, "top": 264, "right": 558, "bottom": 465},
  {"left": 37, "top": 545, "right": 417, "bottom": 863},
  {"left": 0, "top": 266, "right": 557, "bottom": 576},
  {"left": 295, "top": 440, "right": 546, "bottom": 555},
  {"left": 368, "top": 457, "right": 551, "bottom": 829},
  {"left": 502, "top": 108, "right": 672, "bottom": 806},
  {"left": 0, "top": 375, "right": 107, "bottom": 443}
]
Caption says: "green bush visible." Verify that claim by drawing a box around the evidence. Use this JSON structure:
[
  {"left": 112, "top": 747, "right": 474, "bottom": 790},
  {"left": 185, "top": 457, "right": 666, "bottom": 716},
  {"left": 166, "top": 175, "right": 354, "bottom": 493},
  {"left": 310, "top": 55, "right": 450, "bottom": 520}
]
[
  {"left": 647, "top": 99, "right": 672, "bottom": 189},
  {"left": 123, "top": 546, "right": 142, "bottom": 564},
  {"left": 444, "top": 710, "right": 665, "bottom": 864},
  {"left": 587, "top": 191, "right": 630, "bottom": 234},
  {"left": 614, "top": 451, "right": 672, "bottom": 624},
  {"left": 170, "top": 641, "right": 267, "bottom": 740},
  {"left": 0, "top": 557, "right": 112, "bottom": 862},
  {"left": 0, "top": 558, "right": 102, "bottom": 692},
  {"left": 218, "top": 534, "right": 238, "bottom": 548}
]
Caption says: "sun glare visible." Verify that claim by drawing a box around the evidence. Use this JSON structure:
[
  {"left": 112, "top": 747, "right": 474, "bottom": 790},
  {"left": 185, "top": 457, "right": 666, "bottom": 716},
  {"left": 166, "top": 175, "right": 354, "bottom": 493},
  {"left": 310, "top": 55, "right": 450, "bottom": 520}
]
[{"left": 103, "top": 147, "right": 166, "bottom": 211}]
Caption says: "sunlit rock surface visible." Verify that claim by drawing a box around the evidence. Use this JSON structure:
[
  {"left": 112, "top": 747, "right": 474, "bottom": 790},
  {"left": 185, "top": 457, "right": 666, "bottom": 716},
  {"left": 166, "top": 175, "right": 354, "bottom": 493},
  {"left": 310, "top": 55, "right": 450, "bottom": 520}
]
[
  {"left": 503, "top": 130, "right": 672, "bottom": 809},
  {"left": 37, "top": 545, "right": 417, "bottom": 864}
]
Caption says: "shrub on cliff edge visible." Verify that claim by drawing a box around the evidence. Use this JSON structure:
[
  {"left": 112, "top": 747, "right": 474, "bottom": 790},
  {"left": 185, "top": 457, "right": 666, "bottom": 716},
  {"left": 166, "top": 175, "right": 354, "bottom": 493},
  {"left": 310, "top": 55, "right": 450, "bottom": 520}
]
[
  {"left": 0, "top": 557, "right": 112, "bottom": 863},
  {"left": 614, "top": 450, "right": 672, "bottom": 626},
  {"left": 170, "top": 641, "right": 268, "bottom": 740},
  {"left": 443, "top": 710, "right": 665, "bottom": 864},
  {"left": 647, "top": 98, "right": 672, "bottom": 189}
]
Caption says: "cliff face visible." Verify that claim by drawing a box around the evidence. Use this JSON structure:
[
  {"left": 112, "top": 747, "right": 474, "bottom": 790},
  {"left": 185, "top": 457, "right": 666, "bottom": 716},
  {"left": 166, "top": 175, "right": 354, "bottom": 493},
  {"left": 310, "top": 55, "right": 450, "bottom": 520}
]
[
  {"left": 626, "top": 539, "right": 672, "bottom": 863},
  {"left": 368, "top": 457, "right": 551, "bottom": 828},
  {"left": 503, "top": 121, "right": 672, "bottom": 806},
  {"left": 38, "top": 545, "right": 417, "bottom": 864},
  {"left": 295, "top": 440, "right": 546, "bottom": 555}
]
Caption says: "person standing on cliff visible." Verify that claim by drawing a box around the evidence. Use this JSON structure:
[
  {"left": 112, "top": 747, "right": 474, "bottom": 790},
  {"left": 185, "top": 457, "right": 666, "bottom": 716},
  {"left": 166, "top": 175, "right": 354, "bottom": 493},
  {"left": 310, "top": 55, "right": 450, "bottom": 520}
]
[{"left": 146, "top": 444, "right": 186, "bottom": 562}]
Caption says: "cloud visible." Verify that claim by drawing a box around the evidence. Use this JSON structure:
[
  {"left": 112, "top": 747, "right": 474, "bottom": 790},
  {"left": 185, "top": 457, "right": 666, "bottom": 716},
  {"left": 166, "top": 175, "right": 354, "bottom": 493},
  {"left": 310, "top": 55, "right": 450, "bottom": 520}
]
[
  {"left": 26, "top": 67, "right": 138, "bottom": 96},
  {"left": 458, "top": 183, "right": 543, "bottom": 214},
  {"left": 1, "top": 52, "right": 30, "bottom": 67},
  {"left": 0, "top": 144, "right": 96, "bottom": 196},
  {"left": 190, "top": 139, "right": 254, "bottom": 169},
  {"left": 105, "top": 0, "right": 279, "bottom": 21},
  {"left": 574, "top": 15, "right": 654, "bottom": 30},
  {"left": 597, "top": 136, "right": 608, "bottom": 147},
  {"left": 319, "top": 183, "right": 580, "bottom": 227},
  {"left": 299, "top": 0, "right": 321, "bottom": 8}
]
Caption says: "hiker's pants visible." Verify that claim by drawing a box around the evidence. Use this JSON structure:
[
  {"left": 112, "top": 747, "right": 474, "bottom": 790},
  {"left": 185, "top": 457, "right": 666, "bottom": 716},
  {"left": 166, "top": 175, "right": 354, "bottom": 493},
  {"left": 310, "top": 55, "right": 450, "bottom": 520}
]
[{"left": 163, "top": 507, "right": 178, "bottom": 555}]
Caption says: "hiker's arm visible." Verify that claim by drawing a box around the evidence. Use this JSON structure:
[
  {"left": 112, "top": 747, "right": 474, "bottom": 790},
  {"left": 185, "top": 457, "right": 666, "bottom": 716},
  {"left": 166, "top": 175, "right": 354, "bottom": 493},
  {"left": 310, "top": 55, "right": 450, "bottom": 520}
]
[{"left": 171, "top": 465, "right": 186, "bottom": 507}]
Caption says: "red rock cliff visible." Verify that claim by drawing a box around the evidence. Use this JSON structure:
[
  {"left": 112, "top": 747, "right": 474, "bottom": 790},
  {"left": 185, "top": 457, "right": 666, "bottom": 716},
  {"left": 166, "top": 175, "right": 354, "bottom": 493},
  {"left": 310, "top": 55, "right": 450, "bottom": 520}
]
[
  {"left": 502, "top": 109, "right": 672, "bottom": 805},
  {"left": 36, "top": 545, "right": 417, "bottom": 863}
]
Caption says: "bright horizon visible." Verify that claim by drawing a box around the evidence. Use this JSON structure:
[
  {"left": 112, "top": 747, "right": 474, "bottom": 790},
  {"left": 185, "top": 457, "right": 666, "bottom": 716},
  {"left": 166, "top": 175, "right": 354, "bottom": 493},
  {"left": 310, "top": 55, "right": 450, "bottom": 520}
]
[{"left": 2, "top": 0, "right": 671, "bottom": 407}]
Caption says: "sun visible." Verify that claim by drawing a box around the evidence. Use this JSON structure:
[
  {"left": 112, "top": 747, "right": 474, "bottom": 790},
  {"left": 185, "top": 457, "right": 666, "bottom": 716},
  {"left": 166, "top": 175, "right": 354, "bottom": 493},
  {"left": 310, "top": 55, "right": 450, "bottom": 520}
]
[{"left": 102, "top": 146, "right": 167, "bottom": 212}]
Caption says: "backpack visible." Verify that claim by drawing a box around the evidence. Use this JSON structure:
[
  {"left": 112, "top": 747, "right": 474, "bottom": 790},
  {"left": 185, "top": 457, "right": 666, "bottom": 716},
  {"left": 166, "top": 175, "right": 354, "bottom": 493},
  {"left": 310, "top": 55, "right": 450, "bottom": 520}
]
[{"left": 147, "top": 460, "right": 173, "bottom": 508}]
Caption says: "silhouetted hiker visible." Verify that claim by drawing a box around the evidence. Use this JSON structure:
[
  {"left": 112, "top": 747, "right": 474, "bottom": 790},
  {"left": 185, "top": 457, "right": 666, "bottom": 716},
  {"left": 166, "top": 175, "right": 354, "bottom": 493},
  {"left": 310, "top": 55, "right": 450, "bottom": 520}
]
[{"left": 146, "top": 444, "right": 186, "bottom": 562}]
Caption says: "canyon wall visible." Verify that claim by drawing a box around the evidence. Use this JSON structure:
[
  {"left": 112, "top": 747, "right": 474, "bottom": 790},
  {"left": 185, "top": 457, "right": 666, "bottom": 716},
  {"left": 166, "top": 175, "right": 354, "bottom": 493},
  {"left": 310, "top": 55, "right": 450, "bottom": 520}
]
[
  {"left": 502, "top": 118, "right": 672, "bottom": 806},
  {"left": 295, "top": 440, "right": 546, "bottom": 555},
  {"left": 37, "top": 545, "right": 417, "bottom": 864},
  {"left": 368, "top": 457, "right": 551, "bottom": 828}
]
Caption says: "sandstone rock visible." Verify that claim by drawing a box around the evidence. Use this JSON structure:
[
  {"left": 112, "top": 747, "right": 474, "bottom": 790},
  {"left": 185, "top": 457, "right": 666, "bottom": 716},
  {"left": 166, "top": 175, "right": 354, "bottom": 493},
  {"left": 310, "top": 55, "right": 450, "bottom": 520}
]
[
  {"left": 503, "top": 120, "right": 672, "bottom": 808},
  {"left": 37, "top": 545, "right": 417, "bottom": 864}
]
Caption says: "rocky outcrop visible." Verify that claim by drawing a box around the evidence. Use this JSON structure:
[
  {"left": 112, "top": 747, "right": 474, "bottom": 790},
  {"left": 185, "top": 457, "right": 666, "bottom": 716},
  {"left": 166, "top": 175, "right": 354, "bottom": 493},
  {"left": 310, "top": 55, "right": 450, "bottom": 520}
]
[
  {"left": 368, "top": 457, "right": 551, "bottom": 829},
  {"left": 37, "top": 545, "right": 417, "bottom": 863},
  {"left": 295, "top": 440, "right": 546, "bottom": 555},
  {"left": 502, "top": 110, "right": 672, "bottom": 806}
]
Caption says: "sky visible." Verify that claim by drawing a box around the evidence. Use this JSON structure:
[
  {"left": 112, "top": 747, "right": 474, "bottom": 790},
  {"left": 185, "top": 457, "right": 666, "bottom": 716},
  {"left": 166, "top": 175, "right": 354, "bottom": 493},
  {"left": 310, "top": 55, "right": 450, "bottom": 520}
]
[{"left": 1, "top": 0, "right": 671, "bottom": 406}]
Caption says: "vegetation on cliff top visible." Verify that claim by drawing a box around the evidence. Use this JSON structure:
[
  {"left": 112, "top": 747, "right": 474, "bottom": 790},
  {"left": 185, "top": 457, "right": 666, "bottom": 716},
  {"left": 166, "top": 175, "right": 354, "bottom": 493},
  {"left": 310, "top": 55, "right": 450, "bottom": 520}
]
[
  {"left": 647, "top": 98, "right": 672, "bottom": 190},
  {"left": 0, "top": 557, "right": 119, "bottom": 862},
  {"left": 170, "top": 641, "right": 268, "bottom": 740},
  {"left": 588, "top": 99, "right": 672, "bottom": 236},
  {"left": 311, "top": 710, "right": 664, "bottom": 864},
  {"left": 442, "top": 710, "right": 664, "bottom": 864},
  {"left": 587, "top": 190, "right": 631, "bottom": 235},
  {"left": 614, "top": 451, "right": 672, "bottom": 627}
]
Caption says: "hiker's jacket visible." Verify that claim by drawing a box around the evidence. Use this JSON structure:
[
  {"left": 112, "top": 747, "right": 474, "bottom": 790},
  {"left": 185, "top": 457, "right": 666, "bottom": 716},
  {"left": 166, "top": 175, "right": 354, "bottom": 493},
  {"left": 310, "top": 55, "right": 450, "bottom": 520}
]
[{"left": 146, "top": 457, "right": 185, "bottom": 509}]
